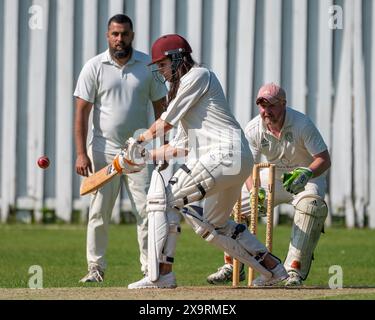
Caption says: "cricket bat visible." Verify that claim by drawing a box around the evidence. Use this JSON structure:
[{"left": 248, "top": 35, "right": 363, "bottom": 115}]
[{"left": 80, "top": 157, "right": 122, "bottom": 196}]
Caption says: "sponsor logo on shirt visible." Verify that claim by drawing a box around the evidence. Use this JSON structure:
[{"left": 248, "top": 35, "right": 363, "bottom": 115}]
[
  {"left": 285, "top": 132, "right": 294, "bottom": 143},
  {"left": 261, "top": 138, "right": 270, "bottom": 148}
]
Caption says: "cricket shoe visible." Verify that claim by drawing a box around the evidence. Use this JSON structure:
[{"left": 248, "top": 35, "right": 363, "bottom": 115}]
[
  {"left": 79, "top": 265, "right": 104, "bottom": 283},
  {"left": 252, "top": 263, "right": 288, "bottom": 287},
  {"left": 284, "top": 271, "right": 303, "bottom": 286},
  {"left": 128, "top": 272, "right": 177, "bottom": 289},
  {"left": 207, "top": 263, "right": 246, "bottom": 285}
]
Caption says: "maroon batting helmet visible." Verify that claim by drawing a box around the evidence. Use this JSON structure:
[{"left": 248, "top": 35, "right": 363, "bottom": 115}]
[{"left": 149, "top": 34, "right": 192, "bottom": 65}]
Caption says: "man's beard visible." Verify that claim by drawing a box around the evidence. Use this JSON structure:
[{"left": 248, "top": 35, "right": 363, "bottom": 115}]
[
  {"left": 263, "top": 116, "right": 275, "bottom": 125},
  {"left": 112, "top": 44, "right": 132, "bottom": 59}
]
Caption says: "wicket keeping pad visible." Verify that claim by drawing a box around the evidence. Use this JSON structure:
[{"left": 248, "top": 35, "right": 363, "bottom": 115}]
[{"left": 284, "top": 195, "right": 328, "bottom": 279}]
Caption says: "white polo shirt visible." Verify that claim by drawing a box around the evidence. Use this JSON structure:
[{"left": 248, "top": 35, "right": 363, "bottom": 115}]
[
  {"left": 161, "top": 67, "right": 250, "bottom": 158},
  {"left": 74, "top": 49, "right": 167, "bottom": 154},
  {"left": 245, "top": 107, "right": 328, "bottom": 181}
]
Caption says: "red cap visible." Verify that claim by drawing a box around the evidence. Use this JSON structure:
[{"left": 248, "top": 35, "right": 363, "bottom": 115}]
[
  {"left": 149, "top": 34, "right": 192, "bottom": 65},
  {"left": 256, "top": 83, "right": 286, "bottom": 105}
]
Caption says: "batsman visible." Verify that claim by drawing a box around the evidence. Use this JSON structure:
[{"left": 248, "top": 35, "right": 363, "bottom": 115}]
[
  {"left": 207, "top": 83, "right": 331, "bottom": 286},
  {"left": 115, "top": 34, "right": 288, "bottom": 289}
]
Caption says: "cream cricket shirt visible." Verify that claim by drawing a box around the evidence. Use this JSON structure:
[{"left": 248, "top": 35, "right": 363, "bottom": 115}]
[
  {"left": 245, "top": 107, "right": 328, "bottom": 181},
  {"left": 161, "top": 67, "right": 250, "bottom": 158},
  {"left": 74, "top": 49, "right": 167, "bottom": 154}
]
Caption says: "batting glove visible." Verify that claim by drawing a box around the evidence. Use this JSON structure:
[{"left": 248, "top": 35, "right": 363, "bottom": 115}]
[
  {"left": 115, "top": 149, "right": 146, "bottom": 174},
  {"left": 124, "top": 137, "right": 150, "bottom": 165},
  {"left": 282, "top": 167, "right": 313, "bottom": 195}
]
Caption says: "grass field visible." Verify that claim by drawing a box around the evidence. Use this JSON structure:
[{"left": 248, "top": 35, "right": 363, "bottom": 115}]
[{"left": 0, "top": 222, "right": 375, "bottom": 299}]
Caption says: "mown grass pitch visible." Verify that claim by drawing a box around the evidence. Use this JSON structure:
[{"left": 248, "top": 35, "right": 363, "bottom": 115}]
[{"left": 0, "top": 223, "right": 374, "bottom": 295}]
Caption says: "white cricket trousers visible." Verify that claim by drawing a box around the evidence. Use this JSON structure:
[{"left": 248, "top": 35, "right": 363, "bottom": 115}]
[
  {"left": 87, "top": 148, "right": 151, "bottom": 274},
  {"left": 198, "top": 152, "right": 253, "bottom": 228}
]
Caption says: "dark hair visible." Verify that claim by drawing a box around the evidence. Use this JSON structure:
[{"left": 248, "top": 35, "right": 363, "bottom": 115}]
[
  {"left": 168, "top": 54, "right": 196, "bottom": 103},
  {"left": 108, "top": 14, "right": 133, "bottom": 30}
]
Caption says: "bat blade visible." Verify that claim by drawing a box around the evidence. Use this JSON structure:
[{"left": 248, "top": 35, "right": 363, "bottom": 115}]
[{"left": 80, "top": 164, "right": 120, "bottom": 195}]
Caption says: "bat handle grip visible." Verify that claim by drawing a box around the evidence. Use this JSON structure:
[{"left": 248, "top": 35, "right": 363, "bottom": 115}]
[{"left": 113, "top": 156, "right": 123, "bottom": 174}]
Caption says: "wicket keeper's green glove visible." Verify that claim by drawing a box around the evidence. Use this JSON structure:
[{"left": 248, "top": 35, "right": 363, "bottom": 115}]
[
  {"left": 282, "top": 167, "right": 313, "bottom": 195},
  {"left": 250, "top": 187, "right": 267, "bottom": 217}
]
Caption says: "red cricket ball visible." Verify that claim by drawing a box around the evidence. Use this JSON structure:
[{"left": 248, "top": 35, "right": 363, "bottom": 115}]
[{"left": 37, "top": 156, "right": 50, "bottom": 169}]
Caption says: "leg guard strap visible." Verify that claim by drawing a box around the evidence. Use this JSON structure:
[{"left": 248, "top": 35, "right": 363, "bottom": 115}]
[{"left": 166, "top": 160, "right": 215, "bottom": 209}]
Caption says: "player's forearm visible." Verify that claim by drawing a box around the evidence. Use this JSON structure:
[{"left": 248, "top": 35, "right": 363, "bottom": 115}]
[
  {"left": 308, "top": 150, "right": 331, "bottom": 178},
  {"left": 138, "top": 118, "right": 173, "bottom": 144},
  {"left": 150, "top": 144, "right": 188, "bottom": 162},
  {"left": 74, "top": 118, "right": 89, "bottom": 156}
]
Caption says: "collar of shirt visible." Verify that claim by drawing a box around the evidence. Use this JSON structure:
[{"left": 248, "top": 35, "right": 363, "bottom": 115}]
[{"left": 101, "top": 49, "right": 142, "bottom": 68}]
